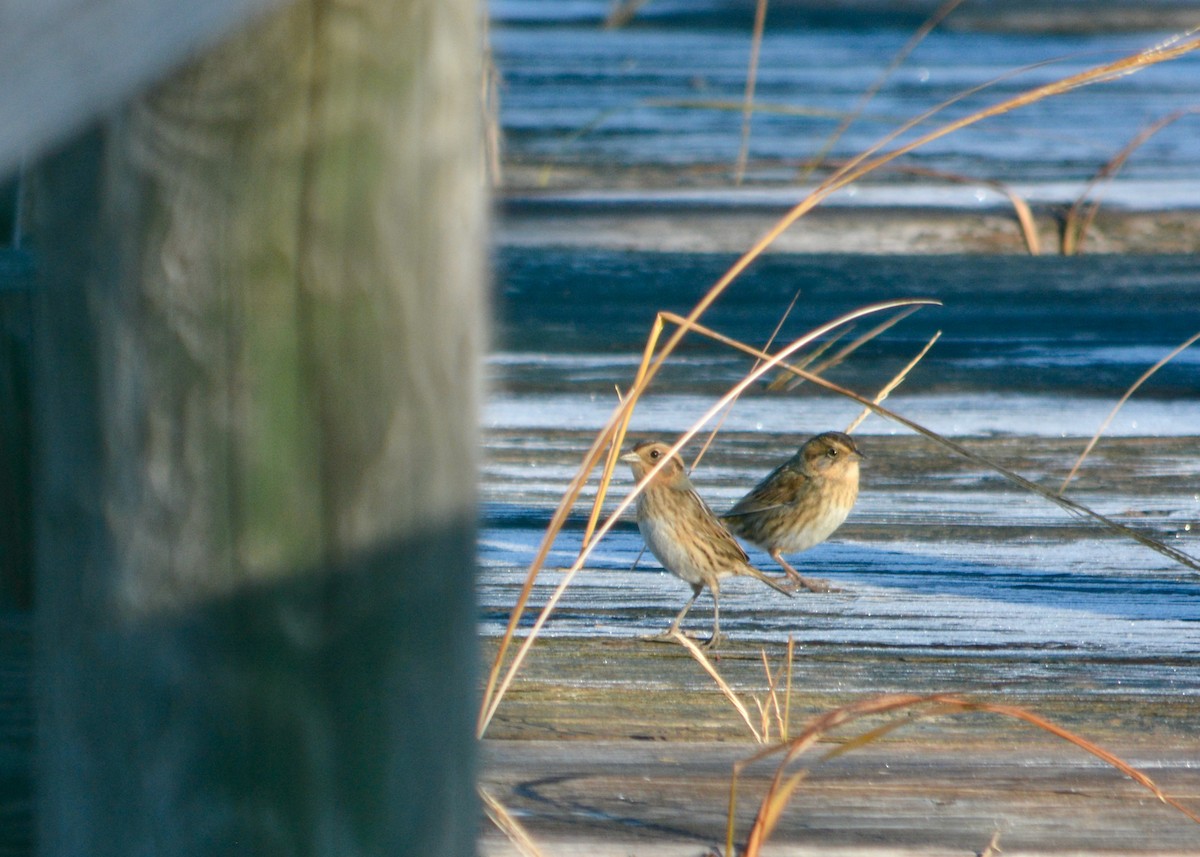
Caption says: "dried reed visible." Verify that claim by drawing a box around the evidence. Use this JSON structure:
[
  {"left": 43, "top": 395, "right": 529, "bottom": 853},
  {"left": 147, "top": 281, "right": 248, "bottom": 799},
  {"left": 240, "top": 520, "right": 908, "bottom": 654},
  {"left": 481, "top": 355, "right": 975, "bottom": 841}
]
[
  {"left": 1064, "top": 107, "right": 1200, "bottom": 254},
  {"left": 480, "top": 785, "right": 546, "bottom": 857},
  {"left": 1059, "top": 329, "right": 1200, "bottom": 494},
  {"left": 727, "top": 693, "right": 1200, "bottom": 856},
  {"left": 734, "top": 0, "right": 769, "bottom": 185}
]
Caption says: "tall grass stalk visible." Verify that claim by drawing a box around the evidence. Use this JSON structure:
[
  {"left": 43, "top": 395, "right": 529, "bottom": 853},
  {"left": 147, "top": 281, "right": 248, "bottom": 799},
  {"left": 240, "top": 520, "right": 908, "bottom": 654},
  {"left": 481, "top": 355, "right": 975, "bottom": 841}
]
[
  {"left": 728, "top": 693, "right": 1200, "bottom": 856},
  {"left": 845, "top": 330, "right": 941, "bottom": 433},
  {"left": 876, "top": 165, "right": 1042, "bottom": 253},
  {"left": 1059, "top": 329, "right": 1200, "bottom": 494},
  {"left": 734, "top": 0, "right": 769, "bottom": 185},
  {"left": 800, "top": 0, "right": 967, "bottom": 181},
  {"left": 673, "top": 633, "right": 764, "bottom": 743},
  {"left": 772, "top": 304, "right": 923, "bottom": 391},
  {"left": 690, "top": 287, "right": 802, "bottom": 471},
  {"left": 661, "top": 312, "right": 1200, "bottom": 573},
  {"left": 480, "top": 785, "right": 546, "bottom": 857},
  {"left": 1064, "top": 106, "right": 1200, "bottom": 253},
  {"left": 675, "top": 635, "right": 797, "bottom": 745}
]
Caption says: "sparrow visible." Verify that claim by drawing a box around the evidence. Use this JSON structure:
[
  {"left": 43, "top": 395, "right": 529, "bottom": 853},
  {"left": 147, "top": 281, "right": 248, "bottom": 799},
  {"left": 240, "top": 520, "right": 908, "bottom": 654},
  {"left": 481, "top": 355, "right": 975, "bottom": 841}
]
[
  {"left": 622, "top": 440, "right": 792, "bottom": 648},
  {"left": 722, "top": 431, "right": 862, "bottom": 593}
]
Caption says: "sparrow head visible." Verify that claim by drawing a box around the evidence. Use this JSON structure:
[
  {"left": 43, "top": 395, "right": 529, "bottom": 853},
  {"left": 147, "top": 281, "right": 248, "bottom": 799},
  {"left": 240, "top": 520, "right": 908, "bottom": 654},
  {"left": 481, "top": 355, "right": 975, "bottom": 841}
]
[
  {"left": 621, "top": 440, "right": 688, "bottom": 487},
  {"left": 800, "top": 431, "right": 863, "bottom": 478}
]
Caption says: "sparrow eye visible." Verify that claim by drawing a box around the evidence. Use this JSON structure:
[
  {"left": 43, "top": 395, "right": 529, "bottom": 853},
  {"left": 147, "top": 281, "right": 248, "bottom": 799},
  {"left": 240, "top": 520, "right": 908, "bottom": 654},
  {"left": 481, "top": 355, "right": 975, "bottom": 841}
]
[
  {"left": 649, "top": 449, "right": 660, "bottom": 460},
  {"left": 827, "top": 447, "right": 839, "bottom": 458}
]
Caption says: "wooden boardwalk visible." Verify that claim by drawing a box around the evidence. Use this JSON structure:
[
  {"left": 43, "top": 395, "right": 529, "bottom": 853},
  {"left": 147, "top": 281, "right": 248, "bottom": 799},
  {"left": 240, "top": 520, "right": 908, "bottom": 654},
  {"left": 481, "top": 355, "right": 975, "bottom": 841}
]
[
  {"left": 479, "top": 638, "right": 1200, "bottom": 855},
  {"left": 481, "top": 738, "right": 1200, "bottom": 856},
  {"left": 498, "top": 186, "right": 1200, "bottom": 255},
  {"left": 477, "top": 430, "right": 1200, "bottom": 854}
]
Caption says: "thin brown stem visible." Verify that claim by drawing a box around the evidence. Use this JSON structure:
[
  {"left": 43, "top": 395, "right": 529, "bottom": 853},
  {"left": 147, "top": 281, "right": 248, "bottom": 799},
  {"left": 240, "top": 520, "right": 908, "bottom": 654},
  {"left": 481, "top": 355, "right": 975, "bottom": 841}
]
[
  {"left": 658, "top": 311, "right": 1200, "bottom": 574},
  {"left": 735, "top": 0, "right": 770, "bottom": 184},
  {"left": 1059, "top": 329, "right": 1200, "bottom": 494}
]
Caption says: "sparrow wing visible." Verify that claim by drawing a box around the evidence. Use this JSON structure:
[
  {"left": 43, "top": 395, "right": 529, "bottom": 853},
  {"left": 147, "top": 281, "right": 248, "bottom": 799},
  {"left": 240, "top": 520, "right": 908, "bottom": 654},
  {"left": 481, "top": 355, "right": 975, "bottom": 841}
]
[
  {"left": 690, "top": 489, "right": 794, "bottom": 597},
  {"left": 687, "top": 489, "right": 752, "bottom": 563},
  {"left": 722, "top": 463, "right": 809, "bottom": 518}
]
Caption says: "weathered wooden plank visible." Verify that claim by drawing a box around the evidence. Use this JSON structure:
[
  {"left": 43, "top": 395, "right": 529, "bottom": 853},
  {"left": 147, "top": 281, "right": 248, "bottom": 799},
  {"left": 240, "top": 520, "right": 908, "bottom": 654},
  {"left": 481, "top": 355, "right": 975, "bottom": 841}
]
[
  {"left": 480, "top": 738, "right": 1200, "bottom": 855},
  {"left": 497, "top": 196, "right": 1200, "bottom": 255},
  {"left": 476, "top": 422, "right": 1200, "bottom": 852},
  {"left": 0, "top": 0, "right": 283, "bottom": 176}
]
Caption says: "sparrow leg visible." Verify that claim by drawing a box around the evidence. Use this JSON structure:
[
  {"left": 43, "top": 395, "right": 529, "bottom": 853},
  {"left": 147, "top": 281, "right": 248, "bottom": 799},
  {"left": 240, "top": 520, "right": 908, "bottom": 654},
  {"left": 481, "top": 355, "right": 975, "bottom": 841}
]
[
  {"left": 642, "top": 583, "right": 703, "bottom": 643},
  {"left": 772, "top": 550, "right": 839, "bottom": 593},
  {"left": 700, "top": 584, "right": 725, "bottom": 649}
]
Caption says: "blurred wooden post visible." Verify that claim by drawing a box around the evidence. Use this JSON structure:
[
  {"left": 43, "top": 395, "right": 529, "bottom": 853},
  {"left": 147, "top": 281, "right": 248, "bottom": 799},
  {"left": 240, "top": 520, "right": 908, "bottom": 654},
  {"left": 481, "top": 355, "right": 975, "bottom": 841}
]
[
  {"left": 0, "top": 208, "right": 33, "bottom": 611},
  {"left": 31, "top": 1, "right": 484, "bottom": 854}
]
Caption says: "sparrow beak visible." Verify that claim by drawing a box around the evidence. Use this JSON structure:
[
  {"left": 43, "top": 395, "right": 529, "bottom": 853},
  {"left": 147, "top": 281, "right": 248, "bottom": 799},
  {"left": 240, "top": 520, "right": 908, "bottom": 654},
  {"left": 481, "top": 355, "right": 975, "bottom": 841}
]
[{"left": 619, "top": 451, "right": 640, "bottom": 464}]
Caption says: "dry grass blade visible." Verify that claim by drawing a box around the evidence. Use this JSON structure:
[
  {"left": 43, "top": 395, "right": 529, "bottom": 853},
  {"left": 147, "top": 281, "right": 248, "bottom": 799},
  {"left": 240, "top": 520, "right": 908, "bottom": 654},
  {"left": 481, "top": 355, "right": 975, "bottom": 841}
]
[
  {"left": 1064, "top": 107, "right": 1200, "bottom": 254},
  {"left": 760, "top": 649, "right": 785, "bottom": 741},
  {"left": 664, "top": 312, "right": 1200, "bottom": 574},
  {"left": 782, "top": 635, "right": 794, "bottom": 742},
  {"left": 478, "top": 405, "right": 634, "bottom": 733},
  {"left": 954, "top": 697, "right": 1200, "bottom": 825},
  {"left": 747, "top": 769, "right": 810, "bottom": 851},
  {"left": 817, "top": 716, "right": 920, "bottom": 763},
  {"left": 694, "top": 286, "right": 801, "bottom": 469},
  {"left": 797, "top": 366, "right": 1200, "bottom": 573},
  {"left": 778, "top": 305, "right": 921, "bottom": 392},
  {"left": 765, "top": 329, "right": 847, "bottom": 391},
  {"left": 732, "top": 693, "right": 1200, "bottom": 856},
  {"left": 801, "top": 0, "right": 966, "bottom": 181},
  {"left": 845, "top": 329, "right": 941, "bottom": 433},
  {"left": 1060, "top": 328, "right": 1200, "bottom": 494},
  {"left": 476, "top": 417, "right": 614, "bottom": 733},
  {"left": 731, "top": 694, "right": 933, "bottom": 856},
  {"left": 675, "top": 632, "right": 764, "bottom": 743},
  {"left": 580, "top": 315, "right": 666, "bottom": 555},
  {"left": 480, "top": 785, "right": 546, "bottom": 857},
  {"left": 880, "top": 164, "right": 1043, "bottom": 254},
  {"left": 735, "top": 0, "right": 770, "bottom": 185},
  {"left": 1004, "top": 183, "right": 1041, "bottom": 254}
]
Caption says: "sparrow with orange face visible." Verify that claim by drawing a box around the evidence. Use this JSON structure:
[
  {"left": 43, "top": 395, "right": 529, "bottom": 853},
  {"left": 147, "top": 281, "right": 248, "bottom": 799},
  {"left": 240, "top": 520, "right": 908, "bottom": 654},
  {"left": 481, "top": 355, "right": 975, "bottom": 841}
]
[
  {"left": 622, "top": 440, "right": 792, "bottom": 649},
  {"left": 722, "top": 431, "right": 862, "bottom": 593}
]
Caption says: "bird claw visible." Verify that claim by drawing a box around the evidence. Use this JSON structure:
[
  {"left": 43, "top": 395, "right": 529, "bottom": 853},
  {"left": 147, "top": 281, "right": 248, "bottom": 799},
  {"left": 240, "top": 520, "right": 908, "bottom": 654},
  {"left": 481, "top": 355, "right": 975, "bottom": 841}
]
[
  {"left": 640, "top": 630, "right": 726, "bottom": 650},
  {"left": 783, "top": 574, "right": 840, "bottom": 593},
  {"left": 640, "top": 631, "right": 679, "bottom": 644}
]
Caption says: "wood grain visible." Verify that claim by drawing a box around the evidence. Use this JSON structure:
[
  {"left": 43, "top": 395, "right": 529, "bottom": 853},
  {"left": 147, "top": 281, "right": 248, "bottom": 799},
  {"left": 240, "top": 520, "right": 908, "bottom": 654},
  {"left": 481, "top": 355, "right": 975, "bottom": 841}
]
[{"left": 28, "top": 2, "right": 485, "bottom": 854}]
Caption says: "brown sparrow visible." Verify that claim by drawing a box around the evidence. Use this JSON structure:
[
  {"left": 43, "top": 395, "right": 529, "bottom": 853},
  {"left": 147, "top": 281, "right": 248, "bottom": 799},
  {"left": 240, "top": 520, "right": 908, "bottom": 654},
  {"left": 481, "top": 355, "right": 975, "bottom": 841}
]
[
  {"left": 722, "top": 431, "right": 862, "bottom": 593},
  {"left": 622, "top": 440, "right": 792, "bottom": 648}
]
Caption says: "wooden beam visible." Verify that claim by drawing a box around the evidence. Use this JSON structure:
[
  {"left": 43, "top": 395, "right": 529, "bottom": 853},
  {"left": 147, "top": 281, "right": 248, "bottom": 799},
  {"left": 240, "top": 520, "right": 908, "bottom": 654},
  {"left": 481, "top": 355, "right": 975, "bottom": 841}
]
[{"left": 0, "top": 0, "right": 284, "bottom": 176}]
